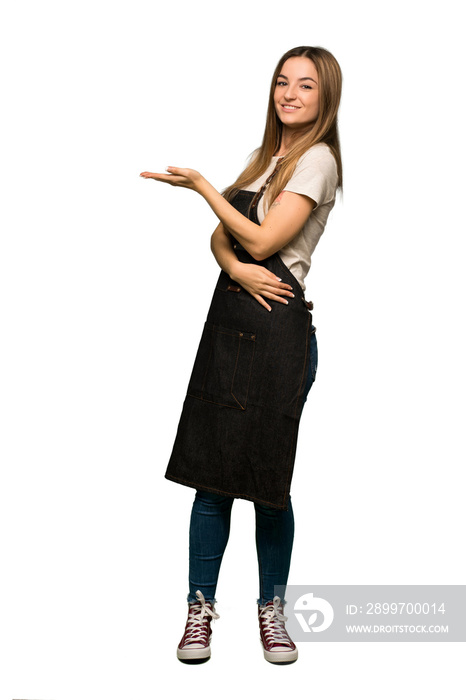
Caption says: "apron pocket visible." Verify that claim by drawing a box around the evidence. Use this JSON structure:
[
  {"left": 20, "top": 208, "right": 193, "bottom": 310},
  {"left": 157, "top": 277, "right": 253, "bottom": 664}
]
[{"left": 187, "top": 322, "right": 256, "bottom": 410}]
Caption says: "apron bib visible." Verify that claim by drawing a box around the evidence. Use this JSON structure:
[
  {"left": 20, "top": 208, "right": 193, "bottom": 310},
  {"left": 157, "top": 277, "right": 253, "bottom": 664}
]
[{"left": 165, "top": 190, "right": 314, "bottom": 510}]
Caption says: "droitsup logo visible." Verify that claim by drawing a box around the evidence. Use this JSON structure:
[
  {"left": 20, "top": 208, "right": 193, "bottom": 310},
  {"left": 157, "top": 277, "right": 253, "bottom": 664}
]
[{"left": 293, "top": 591, "right": 334, "bottom": 633}]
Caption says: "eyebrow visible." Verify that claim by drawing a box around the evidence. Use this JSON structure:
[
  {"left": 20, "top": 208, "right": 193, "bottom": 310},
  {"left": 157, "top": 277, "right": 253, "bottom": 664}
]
[{"left": 278, "top": 73, "right": 318, "bottom": 85}]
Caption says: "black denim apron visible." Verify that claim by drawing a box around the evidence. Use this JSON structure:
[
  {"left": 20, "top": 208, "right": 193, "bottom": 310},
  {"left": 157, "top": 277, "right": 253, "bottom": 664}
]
[{"left": 165, "top": 190, "right": 315, "bottom": 510}]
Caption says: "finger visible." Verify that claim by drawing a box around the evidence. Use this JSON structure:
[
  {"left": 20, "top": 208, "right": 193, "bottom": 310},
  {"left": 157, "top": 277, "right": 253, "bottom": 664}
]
[
  {"left": 262, "top": 292, "right": 290, "bottom": 305},
  {"left": 262, "top": 284, "right": 295, "bottom": 297},
  {"left": 140, "top": 172, "right": 189, "bottom": 188},
  {"left": 139, "top": 172, "right": 174, "bottom": 181},
  {"left": 260, "top": 268, "right": 288, "bottom": 281},
  {"left": 261, "top": 270, "right": 293, "bottom": 290},
  {"left": 253, "top": 293, "right": 272, "bottom": 312}
]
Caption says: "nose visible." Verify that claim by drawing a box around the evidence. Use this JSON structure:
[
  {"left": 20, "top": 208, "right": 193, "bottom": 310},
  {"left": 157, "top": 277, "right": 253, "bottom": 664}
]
[{"left": 284, "top": 83, "right": 297, "bottom": 101}]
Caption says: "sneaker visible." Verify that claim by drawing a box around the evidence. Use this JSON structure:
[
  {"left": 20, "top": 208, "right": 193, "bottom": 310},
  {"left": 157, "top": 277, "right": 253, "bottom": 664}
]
[
  {"left": 177, "top": 590, "right": 220, "bottom": 663},
  {"left": 258, "top": 596, "right": 298, "bottom": 664}
]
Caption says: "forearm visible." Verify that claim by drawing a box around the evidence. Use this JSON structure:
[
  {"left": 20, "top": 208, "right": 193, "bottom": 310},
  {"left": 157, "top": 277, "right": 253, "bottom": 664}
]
[
  {"left": 199, "top": 177, "right": 313, "bottom": 261},
  {"left": 140, "top": 167, "right": 312, "bottom": 260},
  {"left": 210, "top": 223, "right": 242, "bottom": 278},
  {"left": 200, "top": 179, "right": 265, "bottom": 259},
  {"left": 210, "top": 222, "right": 294, "bottom": 311}
]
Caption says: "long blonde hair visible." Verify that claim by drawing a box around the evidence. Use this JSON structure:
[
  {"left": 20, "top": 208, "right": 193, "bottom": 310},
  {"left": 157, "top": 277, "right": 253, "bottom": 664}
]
[{"left": 223, "top": 46, "right": 343, "bottom": 208}]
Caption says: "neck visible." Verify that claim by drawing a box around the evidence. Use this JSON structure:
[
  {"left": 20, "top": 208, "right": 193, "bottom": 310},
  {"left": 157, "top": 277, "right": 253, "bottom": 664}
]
[{"left": 275, "top": 125, "right": 311, "bottom": 156}]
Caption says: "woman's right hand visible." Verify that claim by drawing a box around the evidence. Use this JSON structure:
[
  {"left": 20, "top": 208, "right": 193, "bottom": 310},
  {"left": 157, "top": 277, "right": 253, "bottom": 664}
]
[{"left": 229, "top": 260, "right": 294, "bottom": 312}]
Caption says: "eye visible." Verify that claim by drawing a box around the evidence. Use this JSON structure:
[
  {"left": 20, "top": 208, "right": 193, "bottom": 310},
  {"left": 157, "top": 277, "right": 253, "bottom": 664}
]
[
  {"left": 301, "top": 84, "right": 313, "bottom": 89},
  {"left": 276, "top": 80, "right": 287, "bottom": 87}
]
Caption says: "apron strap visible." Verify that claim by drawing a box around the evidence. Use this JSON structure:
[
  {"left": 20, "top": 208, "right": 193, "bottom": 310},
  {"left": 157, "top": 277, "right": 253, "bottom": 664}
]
[{"left": 250, "top": 157, "right": 285, "bottom": 210}]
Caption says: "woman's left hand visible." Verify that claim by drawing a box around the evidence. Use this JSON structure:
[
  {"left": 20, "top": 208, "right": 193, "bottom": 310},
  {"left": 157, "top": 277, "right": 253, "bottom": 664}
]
[
  {"left": 140, "top": 167, "right": 204, "bottom": 192},
  {"left": 229, "top": 260, "right": 294, "bottom": 312}
]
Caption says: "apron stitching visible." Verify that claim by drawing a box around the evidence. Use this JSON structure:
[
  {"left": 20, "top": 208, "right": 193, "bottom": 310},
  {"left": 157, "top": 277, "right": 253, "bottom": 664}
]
[
  {"left": 186, "top": 393, "right": 247, "bottom": 411},
  {"left": 230, "top": 335, "right": 256, "bottom": 410},
  {"left": 166, "top": 474, "right": 289, "bottom": 510},
  {"left": 230, "top": 335, "right": 245, "bottom": 410},
  {"left": 280, "top": 311, "right": 312, "bottom": 507},
  {"left": 166, "top": 188, "right": 312, "bottom": 510},
  {"left": 275, "top": 252, "right": 303, "bottom": 291},
  {"left": 199, "top": 326, "right": 214, "bottom": 399}
]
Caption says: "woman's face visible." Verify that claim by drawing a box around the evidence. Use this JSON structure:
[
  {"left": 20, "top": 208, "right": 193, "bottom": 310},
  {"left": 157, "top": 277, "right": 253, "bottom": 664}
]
[{"left": 274, "top": 56, "right": 320, "bottom": 131}]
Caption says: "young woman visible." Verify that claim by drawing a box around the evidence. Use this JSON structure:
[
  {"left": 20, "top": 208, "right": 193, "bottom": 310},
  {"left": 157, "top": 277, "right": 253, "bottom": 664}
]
[{"left": 140, "top": 45, "right": 342, "bottom": 665}]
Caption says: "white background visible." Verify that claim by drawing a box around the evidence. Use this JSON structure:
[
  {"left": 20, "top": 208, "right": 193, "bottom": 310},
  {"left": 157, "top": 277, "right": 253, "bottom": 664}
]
[{"left": 1, "top": 0, "right": 465, "bottom": 698}]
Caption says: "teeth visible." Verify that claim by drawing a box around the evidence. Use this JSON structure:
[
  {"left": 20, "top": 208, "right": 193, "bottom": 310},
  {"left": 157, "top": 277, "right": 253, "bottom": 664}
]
[{"left": 283, "top": 105, "right": 299, "bottom": 110}]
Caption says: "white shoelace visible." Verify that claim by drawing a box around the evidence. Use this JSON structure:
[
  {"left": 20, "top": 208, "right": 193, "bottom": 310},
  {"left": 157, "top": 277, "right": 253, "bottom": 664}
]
[
  {"left": 183, "top": 590, "right": 220, "bottom": 646},
  {"left": 259, "top": 596, "right": 293, "bottom": 647}
]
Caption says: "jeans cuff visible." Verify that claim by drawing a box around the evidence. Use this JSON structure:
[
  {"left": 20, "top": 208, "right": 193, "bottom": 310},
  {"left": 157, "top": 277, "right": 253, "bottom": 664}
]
[
  {"left": 187, "top": 594, "right": 217, "bottom": 604},
  {"left": 257, "top": 597, "right": 288, "bottom": 606}
]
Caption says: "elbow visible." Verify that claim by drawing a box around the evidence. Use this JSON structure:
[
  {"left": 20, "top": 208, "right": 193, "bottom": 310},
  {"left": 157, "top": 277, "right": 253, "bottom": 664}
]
[
  {"left": 251, "top": 252, "right": 269, "bottom": 262},
  {"left": 248, "top": 244, "right": 273, "bottom": 261},
  {"left": 247, "top": 230, "right": 279, "bottom": 260}
]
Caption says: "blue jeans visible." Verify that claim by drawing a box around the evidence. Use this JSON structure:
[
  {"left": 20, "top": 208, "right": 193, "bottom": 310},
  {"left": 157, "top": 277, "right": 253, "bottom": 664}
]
[
  {"left": 188, "top": 490, "right": 295, "bottom": 605},
  {"left": 187, "top": 331, "right": 317, "bottom": 605}
]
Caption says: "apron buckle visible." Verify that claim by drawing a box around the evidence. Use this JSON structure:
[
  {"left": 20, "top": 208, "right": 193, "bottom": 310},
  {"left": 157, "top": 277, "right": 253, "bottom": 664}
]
[{"left": 302, "top": 298, "right": 314, "bottom": 310}]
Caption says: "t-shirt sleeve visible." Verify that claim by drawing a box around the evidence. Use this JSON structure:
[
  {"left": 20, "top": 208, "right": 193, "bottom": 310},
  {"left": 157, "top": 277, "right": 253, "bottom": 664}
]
[{"left": 283, "top": 145, "right": 338, "bottom": 208}]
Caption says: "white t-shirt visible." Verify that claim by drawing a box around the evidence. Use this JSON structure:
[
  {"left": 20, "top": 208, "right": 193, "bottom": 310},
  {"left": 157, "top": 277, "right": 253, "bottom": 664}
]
[{"left": 245, "top": 143, "right": 339, "bottom": 291}]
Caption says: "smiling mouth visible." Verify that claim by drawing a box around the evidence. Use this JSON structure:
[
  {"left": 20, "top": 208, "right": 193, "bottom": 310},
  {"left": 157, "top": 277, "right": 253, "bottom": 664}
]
[{"left": 281, "top": 104, "right": 300, "bottom": 111}]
